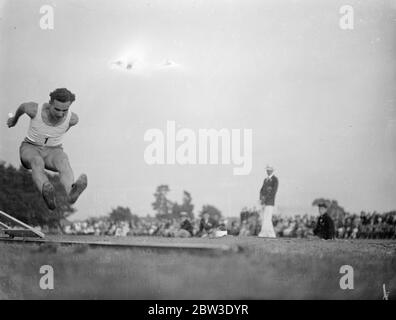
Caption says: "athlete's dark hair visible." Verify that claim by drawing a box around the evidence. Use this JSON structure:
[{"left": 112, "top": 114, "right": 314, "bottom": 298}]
[{"left": 49, "top": 88, "right": 76, "bottom": 104}]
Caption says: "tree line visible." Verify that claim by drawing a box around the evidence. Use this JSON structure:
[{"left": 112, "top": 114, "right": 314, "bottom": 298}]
[{"left": 0, "top": 162, "right": 222, "bottom": 230}]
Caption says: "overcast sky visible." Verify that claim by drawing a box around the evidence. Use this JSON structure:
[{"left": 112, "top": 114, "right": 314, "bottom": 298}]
[{"left": 1, "top": 0, "right": 395, "bottom": 220}]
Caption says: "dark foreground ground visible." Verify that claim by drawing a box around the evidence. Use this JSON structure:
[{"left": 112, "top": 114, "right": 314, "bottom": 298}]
[{"left": 0, "top": 235, "right": 395, "bottom": 299}]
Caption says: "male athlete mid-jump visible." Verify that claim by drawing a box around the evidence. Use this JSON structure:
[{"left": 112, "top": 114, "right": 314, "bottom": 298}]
[{"left": 7, "top": 88, "right": 87, "bottom": 210}]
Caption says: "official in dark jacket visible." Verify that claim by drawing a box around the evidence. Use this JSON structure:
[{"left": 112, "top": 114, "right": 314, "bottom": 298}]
[
  {"left": 314, "top": 203, "right": 335, "bottom": 240},
  {"left": 258, "top": 165, "right": 279, "bottom": 238}
]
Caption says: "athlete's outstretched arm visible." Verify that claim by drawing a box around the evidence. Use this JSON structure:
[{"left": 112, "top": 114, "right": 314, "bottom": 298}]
[{"left": 7, "top": 102, "right": 37, "bottom": 128}]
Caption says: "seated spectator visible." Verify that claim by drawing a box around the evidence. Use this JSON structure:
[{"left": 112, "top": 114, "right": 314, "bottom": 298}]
[
  {"left": 274, "top": 218, "right": 285, "bottom": 237},
  {"left": 248, "top": 215, "right": 260, "bottom": 236},
  {"left": 239, "top": 220, "right": 250, "bottom": 236},
  {"left": 211, "top": 218, "right": 228, "bottom": 238},
  {"left": 178, "top": 212, "right": 194, "bottom": 237},
  {"left": 228, "top": 220, "right": 240, "bottom": 236},
  {"left": 197, "top": 212, "right": 218, "bottom": 237},
  {"left": 283, "top": 221, "right": 296, "bottom": 237}
]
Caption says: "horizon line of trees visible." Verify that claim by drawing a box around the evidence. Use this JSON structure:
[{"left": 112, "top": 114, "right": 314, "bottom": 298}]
[
  {"left": 0, "top": 162, "right": 224, "bottom": 230},
  {"left": 2, "top": 162, "right": 393, "bottom": 230},
  {"left": 151, "top": 184, "right": 222, "bottom": 221}
]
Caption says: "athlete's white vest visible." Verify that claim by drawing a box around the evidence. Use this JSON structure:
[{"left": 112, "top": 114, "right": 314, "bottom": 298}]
[{"left": 26, "top": 103, "right": 71, "bottom": 147}]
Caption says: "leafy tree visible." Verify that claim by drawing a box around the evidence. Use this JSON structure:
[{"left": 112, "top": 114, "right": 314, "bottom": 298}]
[
  {"left": 108, "top": 206, "right": 139, "bottom": 223},
  {"left": 181, "top": 191, "right": 194, "bottom": 218},
  {"left": 199, "top": 204, "right": 222, "bottom": 220},
  {"left": 0, "top": 163, "right": 75, "bottom": 232},
  {"left": 171, "top": 191, "right": 194, "bottom": 219},
  {"left": 152, "top": 185, "right": 195, "bottom": 220},
  {"left": 86, "top": 216, "right": 108, "bottom": 224},
  {"left": 152, "top": 185, "right": 174, "bottom": 219}
]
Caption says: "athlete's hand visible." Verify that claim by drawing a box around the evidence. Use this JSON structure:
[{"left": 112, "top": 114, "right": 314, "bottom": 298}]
[{"left": 7, "top": 116, "right": 17, "bottom": 128}]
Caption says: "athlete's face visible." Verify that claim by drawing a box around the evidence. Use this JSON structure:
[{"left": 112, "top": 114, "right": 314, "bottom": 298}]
[{"left": 50, "top": 100, "right": 71, "bottom": 119}]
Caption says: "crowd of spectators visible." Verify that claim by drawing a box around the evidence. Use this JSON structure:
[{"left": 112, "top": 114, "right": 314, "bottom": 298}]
[
  {"left": 64, "top": 210, "right": 396, "bottom": 239},
  {"left": 336, "top": 211, "right": 396, "bottom": 239},
  {"left": 64, "top": 212, "right": 227, "bottom": 238}
]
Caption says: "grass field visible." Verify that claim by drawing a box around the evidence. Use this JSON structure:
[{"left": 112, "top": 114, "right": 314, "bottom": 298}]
[{"left": 0, "top": 236, "right": 395, "bottom": 299}]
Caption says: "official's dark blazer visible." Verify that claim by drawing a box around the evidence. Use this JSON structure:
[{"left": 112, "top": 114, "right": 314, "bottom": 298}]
[{"left": 259, "top": 175, "right": 279, "bottom": 206}]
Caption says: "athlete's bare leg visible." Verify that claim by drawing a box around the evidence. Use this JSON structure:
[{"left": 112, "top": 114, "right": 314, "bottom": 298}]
[
  {"left": 20, "top": 142, "right": 86, "bottom": 207},
  {"left": 30, "top": 157, "right": 50, "bottom": 191},
  {"left": 20, "top": 145, "right": 48, "bottom": 190},
  {"left": 44, "top": 149, "right": 88, "bottom": 204},
  {"left": 20, "top": 145, "right": 56, "bottom": 210},
  {"left": 44, "top": 148, "right": 74, "bottom": 195},
  {"left": 44, "top": 148, "right": 87, "bottom": 203}
]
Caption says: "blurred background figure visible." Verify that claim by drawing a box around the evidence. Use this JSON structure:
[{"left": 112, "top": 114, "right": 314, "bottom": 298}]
[
  {"left": 228, "top": 220, "right": 240, "bottom": 236},
  {"left": 176, "top": 211, "right": 194, "bottom": 237},
  {"left": 313, "top": 202, "right": 335, "bottom": 240},
  {"left": 213, "top": 218, "right": 228, "bottom": 238},
  {"left": 197, "top": 212, "right": 218, "bottom": 237}
]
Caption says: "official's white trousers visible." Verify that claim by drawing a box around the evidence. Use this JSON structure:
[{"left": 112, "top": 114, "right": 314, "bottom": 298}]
[{"left": 258, "top": 205, "right": 276, "bottom": 238}]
